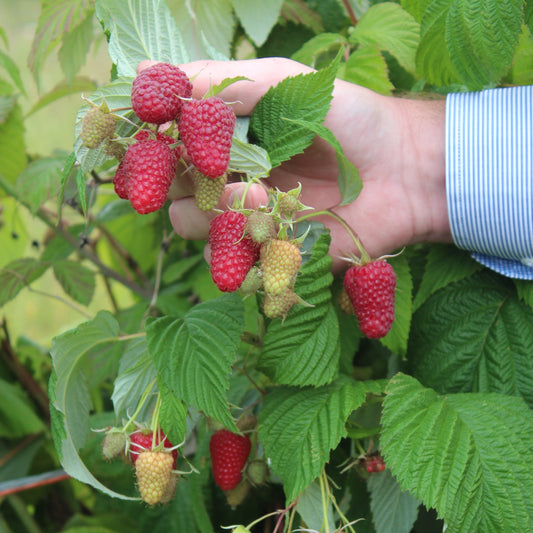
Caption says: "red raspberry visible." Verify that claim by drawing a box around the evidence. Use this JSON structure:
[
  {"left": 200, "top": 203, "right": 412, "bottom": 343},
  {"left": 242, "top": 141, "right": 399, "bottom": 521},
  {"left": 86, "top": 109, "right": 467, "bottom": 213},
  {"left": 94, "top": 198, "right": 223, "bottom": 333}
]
[
  {"left": 113, "top": 158, "right": 130, "bottom": 199},
  {"left": 343, "top": 260, "right": 396, "bottom": 339},
  {"left": 208, "top": 211, "right": 260, "bottom": 292},
  {"left": 134, "top": 129, "right": 183, "bottom": 161},
  {"left": 129, "top": 429, "right": 177, "bottom": 468},
  {"left": 178, "top": 97, "right": 236, "bottom": 178},
  {"left": 209, "top": 429, "right": 251, "bottom": 491},
  {"left": 131, "top": 63, "right": 192, "bottom": 124},
  {"left": 124, "top": 139, "right": 177, "bottom": 214}
]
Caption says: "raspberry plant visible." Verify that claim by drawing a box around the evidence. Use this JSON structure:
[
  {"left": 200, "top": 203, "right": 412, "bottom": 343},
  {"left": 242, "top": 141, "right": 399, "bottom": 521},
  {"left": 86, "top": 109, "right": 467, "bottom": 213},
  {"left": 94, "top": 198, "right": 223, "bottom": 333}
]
[{"left": 1, "top": 1, "right": 533, "bottom": 532}]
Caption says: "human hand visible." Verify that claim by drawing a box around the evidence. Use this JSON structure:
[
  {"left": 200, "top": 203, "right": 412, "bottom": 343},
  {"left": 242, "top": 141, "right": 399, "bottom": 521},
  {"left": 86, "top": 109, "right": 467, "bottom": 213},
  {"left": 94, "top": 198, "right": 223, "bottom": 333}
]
[{"left": 142, "top": 58, "right": 451, "bottom": 271}]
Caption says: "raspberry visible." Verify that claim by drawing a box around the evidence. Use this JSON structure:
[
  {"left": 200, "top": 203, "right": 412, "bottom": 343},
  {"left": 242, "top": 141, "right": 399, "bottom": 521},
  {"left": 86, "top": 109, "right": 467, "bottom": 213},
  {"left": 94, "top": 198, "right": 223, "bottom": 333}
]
[
  {"left": 134, "top": 129, "right": 182, "bottom": 161},
  {"left": 102, "top": 430, "right": 127, "bottom": 460},
  {"left": 245, "top": 211, "right": 277, "bottom": 244},
  {"left": 338, "top": 287, "right": 355, "bottom": 315},
  {"left": 131, "top": 63, "right": 192, "bottom": 124},
  {"left": 113, "top": 158, "right": 130, "bottom": 199},
  {"left": 129, "top": 429, "right": 177, "bottom": 468},
  {"left": 260, "top": 240, "right": 302, "bottom": 296},
  {"left": 246, "top": 459, "right": 269, "bottom": 486},
  {"left": 135, "top": 451, "right": 175, "bottom": 505},
  {"left": 81, "top": 106, "right": 116, "bottom": 148},
  {"left": 225, "top": 479, "right": 251, "bottom": 508},
  {"left": 208, "top": 211, "right": 260, "bottom": 292},
  {"left": 179, "top": 97, "right": 236, "bottom": 178},
  {"left": 192, "top": 171, "right": 226, "bottom": 211},
  {"left": 209, "top": 429, "right": 251, "bottom": 491},
  {"left": 343, "top": 260, "right": 396, "bottom": 339},
  {"left": 125, "top": 139, "right": 177, "bottom": 214},
  {"left": 239, "top": 266, "right": 263, "bottom": 295},
  {"left": 263, "top": 288, "right": 298, "bottom": 319}
]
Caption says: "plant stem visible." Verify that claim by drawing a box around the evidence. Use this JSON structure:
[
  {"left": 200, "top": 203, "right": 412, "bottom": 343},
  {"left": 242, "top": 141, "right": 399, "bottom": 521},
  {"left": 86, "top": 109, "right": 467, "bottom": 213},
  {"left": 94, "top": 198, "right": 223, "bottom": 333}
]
[
  {"left": 296, "top": 209, "right": 370, "bottom": 263},
  {"left": 342, "top": 0, "right": 358, "bottom": 25}
]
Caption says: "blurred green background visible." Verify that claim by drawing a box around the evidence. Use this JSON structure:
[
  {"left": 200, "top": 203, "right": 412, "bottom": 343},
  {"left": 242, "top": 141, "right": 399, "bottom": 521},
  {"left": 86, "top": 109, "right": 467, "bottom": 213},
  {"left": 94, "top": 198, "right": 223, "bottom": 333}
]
[{"left": 0, "top": 0, "right": 116, "bottom": 345}]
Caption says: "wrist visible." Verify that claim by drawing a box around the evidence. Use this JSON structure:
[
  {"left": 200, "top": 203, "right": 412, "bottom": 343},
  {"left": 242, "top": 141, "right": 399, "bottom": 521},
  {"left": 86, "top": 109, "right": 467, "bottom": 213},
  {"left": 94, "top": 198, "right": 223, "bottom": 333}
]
[{"left": 393, "top": 96, "right": 451, "bottom": 246}]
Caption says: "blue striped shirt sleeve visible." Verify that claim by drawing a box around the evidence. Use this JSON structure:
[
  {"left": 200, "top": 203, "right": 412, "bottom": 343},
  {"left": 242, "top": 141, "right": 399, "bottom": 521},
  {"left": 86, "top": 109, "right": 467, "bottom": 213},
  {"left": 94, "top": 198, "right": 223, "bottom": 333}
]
[{"left": 446, "top": 86, "right": 533, "bottom": 280}]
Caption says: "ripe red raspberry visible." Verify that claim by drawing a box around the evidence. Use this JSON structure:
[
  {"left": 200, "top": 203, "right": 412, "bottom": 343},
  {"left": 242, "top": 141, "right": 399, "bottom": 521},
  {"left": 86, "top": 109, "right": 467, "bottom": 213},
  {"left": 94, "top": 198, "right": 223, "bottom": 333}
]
[
  {"left": 129, "top": 429, "right": 178, "bottom": 468},
  {"left": 125, "top": 139, "right": 177, "bottom": 214},
  {"left": 179, "top": 97, "right": 236, "bottom": 178},
  {"left": 134, "top": 129, "right": 183, "bottom": 161},
  {"left": 343, "top": 260, "right": 396, "bottom": 339},
  {"left": 208, "top": 211, "right": 260, "bottom": 292},
  {"left": 131, "top": 63, "right": 192, "bottom": 124},
  {"left": 209, "top": 429, "right": 251, "bottom": 491},
  {"left": 113, "top": 158, "right": 130, "bottom": 199}
]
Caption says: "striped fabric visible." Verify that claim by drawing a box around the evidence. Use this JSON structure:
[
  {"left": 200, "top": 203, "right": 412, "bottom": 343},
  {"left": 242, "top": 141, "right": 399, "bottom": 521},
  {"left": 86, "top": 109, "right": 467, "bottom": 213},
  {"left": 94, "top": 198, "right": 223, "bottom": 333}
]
[{"left": 446, "top": 86, "right": 533, "bottom": 279}]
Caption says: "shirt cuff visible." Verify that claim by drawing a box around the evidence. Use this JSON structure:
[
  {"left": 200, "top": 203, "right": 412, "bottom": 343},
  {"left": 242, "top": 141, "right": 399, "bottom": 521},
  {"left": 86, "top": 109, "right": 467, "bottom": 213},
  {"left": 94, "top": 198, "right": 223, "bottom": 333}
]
[{"left": 446, "top": 87, "right": 533, "bottom": 280}]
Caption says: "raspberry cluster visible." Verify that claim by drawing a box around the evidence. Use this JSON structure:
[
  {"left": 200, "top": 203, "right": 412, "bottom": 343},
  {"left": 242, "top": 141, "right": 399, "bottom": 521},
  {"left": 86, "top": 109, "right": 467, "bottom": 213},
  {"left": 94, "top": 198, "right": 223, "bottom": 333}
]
[
  {"left": 207, "top": 188, "right": 306, "bottom": 319},
  {"left": 363, "top": 453, "right": 386, "bottom": 473},
  {"left": 81, "top": 62, "right": 236, "bottom": 215}
]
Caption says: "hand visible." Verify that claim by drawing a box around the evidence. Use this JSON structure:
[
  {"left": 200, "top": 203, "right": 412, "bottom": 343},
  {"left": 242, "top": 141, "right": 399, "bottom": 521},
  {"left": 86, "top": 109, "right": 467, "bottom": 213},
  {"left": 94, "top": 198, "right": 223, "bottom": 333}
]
[{"left": 147, "top": 58, "right": 451, "bottom": 271}]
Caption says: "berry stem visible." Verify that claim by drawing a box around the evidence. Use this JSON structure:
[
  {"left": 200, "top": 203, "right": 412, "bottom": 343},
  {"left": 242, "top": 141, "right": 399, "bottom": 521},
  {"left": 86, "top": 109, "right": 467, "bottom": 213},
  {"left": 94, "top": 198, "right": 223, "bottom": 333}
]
[
  {"left": 150, "top": 393, "right": 162, "bottom": 448},
  {"left": 122, "top": 378, "right": 157, "bottom": 434},
  {"left": 295, "top": 209, "right": 370, "bottom": 263}
]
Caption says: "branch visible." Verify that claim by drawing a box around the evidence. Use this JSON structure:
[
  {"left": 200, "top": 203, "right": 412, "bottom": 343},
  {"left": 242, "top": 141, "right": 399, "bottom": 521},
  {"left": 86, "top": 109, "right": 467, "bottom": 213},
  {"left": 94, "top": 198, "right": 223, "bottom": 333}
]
[{"left": 0, "top": 174, "right": 153, "bottom": 300}]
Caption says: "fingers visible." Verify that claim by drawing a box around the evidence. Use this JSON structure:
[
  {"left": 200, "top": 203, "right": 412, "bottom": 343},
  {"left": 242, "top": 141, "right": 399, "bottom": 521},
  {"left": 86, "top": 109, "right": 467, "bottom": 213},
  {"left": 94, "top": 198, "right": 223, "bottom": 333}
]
[{"left": 168, "top": 181, "right": 269, "bottom": 241}]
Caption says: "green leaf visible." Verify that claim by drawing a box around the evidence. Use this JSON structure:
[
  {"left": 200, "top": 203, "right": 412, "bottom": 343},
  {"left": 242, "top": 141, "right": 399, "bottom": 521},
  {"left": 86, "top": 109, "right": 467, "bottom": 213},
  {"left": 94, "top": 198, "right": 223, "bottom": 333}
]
[
  {"left": 260, "top": 232, "right": 339, "bottom": 387},
  {"left": 210, "top": 76, "right": 251, "bottom": 97},
  {"left": 229, "top": 136, "right": 272, "bottom": 179},
  {"left": 368, "top": 469, "right": 421, "bottom": 533},
  {"left": 58, "top": 151, "right": 77, "bottom": 220},
  {"left": 76, "top": 168, "right": 87, "bottom": 216},
  {"left": 350, "top": 2, "right": 420, "bottom": 73},
  {"left": 0, "top": 51, "right": 26, "bottom": 96},
  {"left": 53, "top": 260, "right": 95, "bottom": 306},
  {"left": 95, "top": 0, "right": 189, "bottom": 78},
  {"left": 0, "top": 379, "right": 45, "bottom": 438},
  {"left": 381, "top": 374, "right": 533, "bottom": 533},
  {"left": 413, "top": 244, "right": 482, "bottom": 311},
  {"left": 28, "top": 0, "right": 93, "bottom": 86},
  {"left": 282, "top": 118, "right": 362, "bottom": 206},
  {"left": 410, "top": 271, "right": 533, "bottom": 409},
  {"left": 146, "top": 294, "right": 245, "bottom": 430},
  {"left": 292, "top": 33, "right": 347, "bottom": 66},
  {"left": 400, "top": 0, "right": 434, "bottom": 23},
  {"left": 26, "top": 77, "right": 97, "bottom": 117},
  {"left": 111, "top": 337, "right": 156, "bottom": 421},
  {"left": 58, "top": 12, "right": 94, "bottom": 83},
  {"left": 0, "top": 82, "right": 26, "bottom": 184},
  {"left": 0, "top": 94, "right": 17, "bottom": 124},
  {"left": 158, "top": 379, "right": 188, "bottom": 446},
  {"left": 510, "top": 24, "right": 533, "bottom": 85},
  {"left": 258, "top": 376, "right": 367, "bottom": 502},
  {"left": 249, "top": 55, "right": 339, "bottom": 167},
  {"left": 514, "top": 278, "right": 533, "bottom": 309},
  {"left": 281, "top": 0, "right": 325, "bottom": 34},
  {"left": 170, "top": 0, "right": 234, "bottom": 61},
  {"left": 50, "top": 311, "right": 137, "bottom": 499},
  {"left": 380, "top": 254, "right": 413, "bottom": 356},
  {"left": 446, "top": 0, "right": 523, "bottom": 89},
  {"left": 232, "top": 0, "right": 283, "bottom": 46},
  {"left": 0, "top": 258, "right": 49, "bottom": 307},
  {"left": 416, "top": 0, "right": 461, "bottom": 87},
  {"left": 14, "top": 155, "right": 64, "bottom": 213},
  {"left": 341, "top": 43, "right": 395, "bottom": 95}
]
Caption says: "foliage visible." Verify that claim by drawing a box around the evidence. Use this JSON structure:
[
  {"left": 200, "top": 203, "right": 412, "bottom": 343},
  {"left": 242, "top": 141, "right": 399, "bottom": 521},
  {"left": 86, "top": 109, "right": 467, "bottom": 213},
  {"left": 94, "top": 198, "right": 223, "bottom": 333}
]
[{"left": 1, "top": 0, "right": 532, "bottom": 532}]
